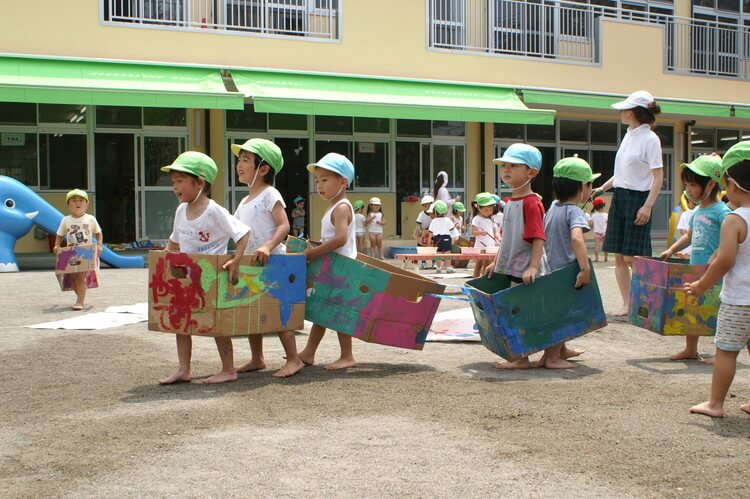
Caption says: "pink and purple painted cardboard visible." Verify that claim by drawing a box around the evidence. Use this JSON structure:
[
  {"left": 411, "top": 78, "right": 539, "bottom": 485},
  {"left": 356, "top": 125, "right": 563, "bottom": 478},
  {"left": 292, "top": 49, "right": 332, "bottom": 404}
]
[
  {"left": 628, "top": 257, "right": 719, "bottom": 336},
  {"left": 287, "top": 237, "right": 445, "bottom": 350},
  {"left": 55, "top": 244, "right": 99, "bottom": 292}
]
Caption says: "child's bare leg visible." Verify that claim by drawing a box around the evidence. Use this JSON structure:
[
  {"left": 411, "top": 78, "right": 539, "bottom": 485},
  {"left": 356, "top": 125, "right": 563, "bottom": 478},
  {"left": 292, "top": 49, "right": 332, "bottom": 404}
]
[
  {"left": 273, "top": 330, "right": 303, "bottom": 378},
  {"left": 326, "top": 332, "right": 356, "bottom": 370},
  {"left": 494, "top": 356, "right": 531, "bottom": 370},
  {"left": 690, "top": 348, "right": 739, "bottom": 417},
  {"left": 561, "top": 342, "right": 585, "bottom": 359},
  {"left": 160, "top": 335, "right": 193, "bottom": 384},
  {"left": 72, "top": 273, "right": 86, "bottom": 309},
  {"left": 671, "top": 335, "right": 699, "bottom": 360},
  {"left": 299, "top": 324, "right": 326, "bottom": 365},
  {"left": 205, "top": 336, "right": 237, "bottom": 384},
  {"left": 740, "top": 402, "right": 750, "bottom": 415},
  {"left": 237, "top": 334, "right": 267, "bottom": 373},
  {"left": 541, "top": 344, "right": 576, "bottom": 369},
  {"left": 368, "top": 235, "right": 376, "bottom": 257}
]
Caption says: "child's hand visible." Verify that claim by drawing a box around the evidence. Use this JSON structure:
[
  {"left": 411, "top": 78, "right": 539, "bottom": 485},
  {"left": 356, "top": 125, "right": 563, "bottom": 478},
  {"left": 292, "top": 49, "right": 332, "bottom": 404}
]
[
  {"left": 575, "top": 268, "right": 590, "bottom": 288},
  {"left": 53, "top": 245, "right": 59, "bottom": 254},
  {"left": 483, "top": 262, "right": 495, "bottom": 278},
  {"left": 250, "top": 245, "right": 271, "bottom": 266},
  {"left": 683, "top": 280, "right": 706, "bottom": 298},
  {"left": 522, "top": 266, "right": 538, "bottom": 284},
  {"left": 659, "top": 249, "right": 672, "bottom": 260},
  {"left": 222, "top": 256, "right": 240, "bottom": 285}
]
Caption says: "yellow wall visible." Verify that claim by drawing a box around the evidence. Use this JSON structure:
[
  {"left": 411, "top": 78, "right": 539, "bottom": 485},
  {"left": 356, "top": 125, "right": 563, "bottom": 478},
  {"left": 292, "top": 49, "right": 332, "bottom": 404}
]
[
  {"left": 3, "top": 1, "right": 750, "bottom": 106},
  {"left": 16, "top": 194, "right": 96, "bottom": 253}
]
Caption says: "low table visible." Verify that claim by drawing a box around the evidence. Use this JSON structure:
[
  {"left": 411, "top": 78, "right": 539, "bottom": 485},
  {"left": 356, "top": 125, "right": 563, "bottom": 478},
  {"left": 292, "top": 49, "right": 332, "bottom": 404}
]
[{"left": 393, "top": 252, "right": 496, "bottom": 270}]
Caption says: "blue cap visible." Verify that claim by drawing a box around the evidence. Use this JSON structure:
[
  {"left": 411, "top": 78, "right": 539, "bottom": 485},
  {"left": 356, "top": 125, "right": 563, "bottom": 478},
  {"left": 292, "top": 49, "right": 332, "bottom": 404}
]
[
  {"left": 491, "top": 194, "right": 501, "bottom": 204},
  {"left": 493, "top": 144, "right": 542, "bottom": 170},
  {"left": 307, "top": 153, "right": 355, "bottom": 186},
  {"left": 293, "top": 195, "right": 305, "bottom": 204}
]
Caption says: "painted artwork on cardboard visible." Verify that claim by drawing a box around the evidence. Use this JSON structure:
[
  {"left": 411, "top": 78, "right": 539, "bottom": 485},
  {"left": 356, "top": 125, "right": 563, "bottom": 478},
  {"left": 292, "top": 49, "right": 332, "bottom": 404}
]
[
  {"left": 286, "top": 237, "right": 445, "bottom": 350},
  {"left": 148, "top": 251, "right": 305, "bottom": 337},
  {"left": 55, "top": 244, "right": 99, "bottom": 291},
  {"left": 466, "top": 262, "right": 607, "bottom": 361},
  {"left": 628, "top": 257, "right": 719, "bottom": 336}
]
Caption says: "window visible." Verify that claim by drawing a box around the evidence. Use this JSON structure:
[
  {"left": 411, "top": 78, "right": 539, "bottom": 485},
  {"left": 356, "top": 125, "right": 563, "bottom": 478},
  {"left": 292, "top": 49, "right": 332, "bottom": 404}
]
[
  {"left": 560, "top": 120, "right": 588, "bottom": 142},
  {"left": 354, "top": 117, "right": 389, "bottom": 134},
  {"left": 354, "top": 142, "right": 389, "bottom": 188},
  {"left": 226, "top": 105, "right": 268, "bottom": 132},
  {"left": 493, "top": 123, "right": 524, "bottom": 140},
  {"left": 144, "top": 108, "right": 186, "bottom": 127},
  {"left": 96, "top": 106, "right": 142, "bottom": 128},
  {"left": 432, "top": 121, "right": 465, "bottom": 136},
  {"left": 39, "top": 105, "right": 87, "bottom": 124},
  {"left": 39, "top": 134, "right": 87, "bottom": 190},
  {"left": 0, "top": 103, "right": 35, "bottom": 125},
  {"left": 268, "top": 113, "right": 307, "bottom": 130},
  {"left": 430, "top": 0, "right": 466, "bottom": 48},
  {"left": 690, "top": 127, "right": 715, "bottom": 148},
  {"left": 0, "top": 133, "right": 37, "bottom": 186},
  {"left": 225, "top": 0, "right": 307, "bottom": 34},
  {"left": 590, "top": 121, "right": 619, "bottom": 145},
  {"left": 397, "top": 119, "right": 431, "bottom": 138},
  {"left": 315, "top": 115, "right": 353, "bottom": 135},
  {"left": 106, "top": 0, "right": 188, "bottom": 24}
]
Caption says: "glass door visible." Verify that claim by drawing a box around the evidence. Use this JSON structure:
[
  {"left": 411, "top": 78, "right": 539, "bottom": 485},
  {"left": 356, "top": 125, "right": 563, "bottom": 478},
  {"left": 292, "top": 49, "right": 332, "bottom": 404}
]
[
  {"left": 139, "top": 134, "right": 186, "bottom": 240},
  {"left": 94, "top": 133, "right": 137, "bottom": 244},
  {"left": 431, "top": 143, "right": 466, "bottom": 202}
]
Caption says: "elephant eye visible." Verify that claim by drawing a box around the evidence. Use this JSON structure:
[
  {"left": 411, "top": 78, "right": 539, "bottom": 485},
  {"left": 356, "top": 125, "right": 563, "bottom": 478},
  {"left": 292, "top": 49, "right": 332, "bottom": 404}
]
[{"left": 4, "top": 199, "right": 14, "bottom": 209}]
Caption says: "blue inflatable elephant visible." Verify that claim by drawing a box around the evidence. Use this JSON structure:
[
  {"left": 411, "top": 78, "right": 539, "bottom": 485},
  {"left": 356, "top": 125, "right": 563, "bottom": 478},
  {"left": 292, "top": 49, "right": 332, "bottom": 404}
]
[{"left": 0, "top": 175, "right": 144, "bottom": 272}]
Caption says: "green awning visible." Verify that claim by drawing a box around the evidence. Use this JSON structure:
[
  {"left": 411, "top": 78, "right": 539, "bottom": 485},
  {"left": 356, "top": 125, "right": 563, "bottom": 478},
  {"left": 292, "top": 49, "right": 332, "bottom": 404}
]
[
  {"left": 231, "top": 70, "right": 555, "bottom": 125},
  {"left": 0, "top": 57, "right": 244, "bottom": 110},
  {"left": 734, "top": 106, "right": 750, "bottom": 120},
  {"left": 522, "top": 89, "right": 732, "bottom": 118}
]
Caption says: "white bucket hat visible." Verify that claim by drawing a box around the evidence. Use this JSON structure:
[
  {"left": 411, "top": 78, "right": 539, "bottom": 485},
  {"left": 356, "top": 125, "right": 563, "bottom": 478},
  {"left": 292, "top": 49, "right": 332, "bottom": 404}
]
[
  {"left": 369, "top": 197, "right": 381, "bottom": 205},
  {"left": 611, "top": 90, "right": 655, "bottom": 110},
  {"left": 420, "top": 195, "right": 435, "bottom": 205}
]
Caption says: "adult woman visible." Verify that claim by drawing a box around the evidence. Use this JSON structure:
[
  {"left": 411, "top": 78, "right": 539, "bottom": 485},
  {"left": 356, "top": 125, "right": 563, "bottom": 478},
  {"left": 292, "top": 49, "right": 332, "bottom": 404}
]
[
  {"left": 597, "top": 90, "right": 664, "bottom": 316},
  {"left": 433, "top": 171, "right": 454, "bottom": 210}
]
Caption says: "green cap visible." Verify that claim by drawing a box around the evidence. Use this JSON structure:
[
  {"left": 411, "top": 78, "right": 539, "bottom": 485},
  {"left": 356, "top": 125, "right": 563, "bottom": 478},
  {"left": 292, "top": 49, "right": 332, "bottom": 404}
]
[
  {"left": 231, "top": 138, "right": 284, "bottom": 173},
  {"left": 66, "top": 189, "right": 88, "bottom": 202},
  {"left": 453, "top": 201, "right": 466, "bottom": 212},
  {"left": 681, "top": 154, "right": 723, "bottom": 181},
  {"left": 475, "top": 192, "right": 495, "bottom": 207},
  {"left": 722, "top": 140, "right": 750, "bottom": 172},
  {"left": 433, "top": 200, "right": 448, "bottom": 215},
  {"left": 352, "top": 200, "right": 365, "bottom": 210},
  {"left": 161, "top": 151, "right": 218, "bottom": 184},
  {"left": 553, "top": 156, "right": 601, "bottom": 183}
]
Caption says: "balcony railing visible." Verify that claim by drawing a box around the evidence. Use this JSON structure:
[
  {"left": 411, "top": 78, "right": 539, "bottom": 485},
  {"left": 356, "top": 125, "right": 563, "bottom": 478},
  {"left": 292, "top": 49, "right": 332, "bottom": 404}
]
[
  {"left": 103, "top": 0, "right": 340, "bottom": 40},
  {"left": 428, "top": 0, "right": 750, "bottom": 80}
]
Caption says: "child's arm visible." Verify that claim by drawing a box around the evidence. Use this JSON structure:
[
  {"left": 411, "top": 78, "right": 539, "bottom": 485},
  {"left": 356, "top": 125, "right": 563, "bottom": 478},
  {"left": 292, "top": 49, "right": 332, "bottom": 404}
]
[
  {"left": 472, "top": 225, "right": 487, "bottom": 237},
  {"left": 683, "top": 215, "right": 743, "bottom": 297},
  {"left": 305, "top": 203, "right": 351, "bottom": 261},
  {"left": 251, "top": 202, "right": 291, "bottom": 265},
  {"left": 661, "top": 230, "right": 691, "bottom": 259},
  {"left": 571, "top": 227, "right": 590, "bottom": 288},
  {"left": 94, "top": 232, "right": 103, "bottom": 253},
  {"left": 166, "top": 240, "right": 180, "bottom": 252},
  {"left": 365, "top": 215, "right": 372, "bottom": 224},
  {"left": 378, "top": 215, "right": 386, "bottom": 226},
  {"left": 522, "top": 238, "right": 545, "bottom": 284},
  {"left": 53, "top": 235, "right": 64, "bottom": 253}
]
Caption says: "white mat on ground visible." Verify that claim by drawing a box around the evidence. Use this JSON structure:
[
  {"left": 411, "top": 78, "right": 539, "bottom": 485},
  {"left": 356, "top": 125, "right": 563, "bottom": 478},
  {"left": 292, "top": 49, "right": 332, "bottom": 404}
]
[
  {"left": 425, "top": 272, "right": 474, "bottom": 279},
  {"left": 426, "top": 307, "right": 481, "bottom": 342},
  {"left": 26, "top": 303, "right": 148, "bottom": 330}
]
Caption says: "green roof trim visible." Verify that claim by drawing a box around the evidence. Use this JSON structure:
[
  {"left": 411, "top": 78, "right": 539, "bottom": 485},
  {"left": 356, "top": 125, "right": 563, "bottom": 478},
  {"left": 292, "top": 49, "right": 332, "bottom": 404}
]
[
  {"left": 734, "top": 106, "right": 750, "bottom": 120},
  {"left": 231, "top": 70, "right": 555, "bottom": 125},
  {"left": 0, "top": 57, "right": 244, "bottom": 110}
]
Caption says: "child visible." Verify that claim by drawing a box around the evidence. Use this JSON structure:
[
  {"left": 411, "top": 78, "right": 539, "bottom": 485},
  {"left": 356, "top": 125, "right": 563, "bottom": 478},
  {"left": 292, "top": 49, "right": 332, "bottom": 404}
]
[
  {"left": 537, "top": 156, "right": 598, "bottom": 369},
  {"left": 366, "top": 197, "right": 386, "bottom": 259},
  {"left": 428, "top": 200, "right": 455, "bottom": 274},
  {"left": 486, "top": 144, "right": 548, "bottom": 370},
  {"left": 674, "top": 198, "right": 696, "bottom": 259},
  {"left": 231, "top": 138, "right": 303, "bottom": 378},
  {"left": 591, "top": 198, "right": 609, "bottom": 262},
  {"left": 353, "top": 199, "right": 366, "bottom": 253},
  {"left": 471, "top": 193, "right": 498, "bottom": 278},
  {"left": 415, "top": 195, "right": 435, "bottom": 269},
  {"left": 491, "top": 194, "right": 504, "bottom": 240},
  {"left": 685, "top": 141, "right": 750, "bottom": 418},
  {"left": 291, "top": 195, "right": 306, "bottom": 237},
  {"left": 159, "top": 151, "right": 250, "bottom": 385},
  {"left": 450, "top": 201, "right": 466, "bottom": 242},
  {"left": 298, "top": 152, "right": 358, "bottom": 370},
  {"left": 54, "top": 189, "right": 103, "bottom": 311},
  {"left": 661, "top": 154, "right": 730, "bottom": 362}
]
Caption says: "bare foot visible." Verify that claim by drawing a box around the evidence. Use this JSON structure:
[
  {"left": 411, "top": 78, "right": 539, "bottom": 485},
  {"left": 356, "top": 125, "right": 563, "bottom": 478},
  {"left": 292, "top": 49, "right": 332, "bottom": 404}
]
[
  {"left": 325, "top": 357, "right": 356, "bottom": 370},
  {"left": 561, "top": 346, "right": 586, "bottom": 359},
  {"left": 298, "top": 350, "right": 315, "bottom": 366},
  {"left": 544, "top": 358, "right": 576, "bottom": 369},
  {"left": 273, "top": 359, "right": 304, "bottom": 378},
  {"left": 494, "top": 358, "right": 531, "bottom": 370},
  {"left": 203, "top": 370, "right": 238, "bottom": 384},
  {"left": 669, "top": 350, "right": 699, "bottom": 361},
  {"left": 159, "top": 369, "right": 192, "bottom": 385},
  {"left": 609, "top": 307, "right": 628, "bottom": 317},
  {"left": 236, "top": 359, "right": 267, "bottom": 373},
  {"left": 690, "top": 401, "right": 724, "bottom": 418},
  {"left": 72, "top": 304, "right": 84, "bottom": 311},
  {"left": 740, "top": 403, "right": 750, "bottom": 415},
  {"left": 700, "top": 355, "right": 715, "bottom": 365}
]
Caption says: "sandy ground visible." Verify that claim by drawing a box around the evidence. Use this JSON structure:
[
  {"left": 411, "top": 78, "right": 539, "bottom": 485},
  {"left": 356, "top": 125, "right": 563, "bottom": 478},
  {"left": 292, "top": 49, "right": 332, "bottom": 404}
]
[{"left": 0, "top": 260, "right": 748, "bottom": 497}]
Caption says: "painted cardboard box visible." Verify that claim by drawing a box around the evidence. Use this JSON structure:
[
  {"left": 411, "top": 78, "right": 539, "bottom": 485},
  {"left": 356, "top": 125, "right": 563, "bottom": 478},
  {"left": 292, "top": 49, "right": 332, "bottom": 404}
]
[
  {"left": 628, "top": 257, "right": 719, "bottom": 336},
  {"left": 148, "top": 251, "right": 305, "bottom": 337},
  {"left": 55, "top": 244, "right": 99, "bottom": 291},
  {"left": 286, "top": 237, "right": 445, "bottom": 350},
  {"left": 465, "top": 262, "right": 607, "bottom": 361}
]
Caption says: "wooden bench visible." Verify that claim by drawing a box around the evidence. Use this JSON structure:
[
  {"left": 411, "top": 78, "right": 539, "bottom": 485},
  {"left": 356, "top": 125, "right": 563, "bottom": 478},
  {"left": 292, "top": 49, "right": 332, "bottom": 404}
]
[{"left": 393, "top": 252, "right": 496, "bottom": 270}]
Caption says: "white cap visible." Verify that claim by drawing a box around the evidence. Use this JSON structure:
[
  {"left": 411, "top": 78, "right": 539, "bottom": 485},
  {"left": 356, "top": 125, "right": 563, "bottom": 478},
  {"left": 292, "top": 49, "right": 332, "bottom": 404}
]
[
  {"left": 611, "top": 90, "right": 655, "bottom": 110},
  {"left": 420, "top": 195, "right": 434, "bottom": 205},
  {"left": 369, "top": 197, "right": 381, "bottom": 205}
]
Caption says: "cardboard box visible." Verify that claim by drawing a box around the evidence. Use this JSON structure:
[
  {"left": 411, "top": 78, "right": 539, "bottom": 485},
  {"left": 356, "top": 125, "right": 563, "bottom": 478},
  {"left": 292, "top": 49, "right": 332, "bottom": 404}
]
[
  {"left": 286, "top": 237, "right": 445, "bottom": 350},
  {"left": 465, "top": 262, "right": 607, "bottom": 361},
  {"left": 55, "top": 244, "right": 99, "bottom": 291},
  {"left": 628, "top": 257, "right": 719, "bottom": 336},
  {"left": 148, "top": 251, "right": 305, "bottom": 337}
]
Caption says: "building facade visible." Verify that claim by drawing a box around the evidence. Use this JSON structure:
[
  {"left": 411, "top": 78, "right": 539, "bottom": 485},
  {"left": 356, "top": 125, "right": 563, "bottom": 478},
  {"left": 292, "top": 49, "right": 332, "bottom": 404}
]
[{"left": 2, "top": 0, "right": 749, "bottom": 251}]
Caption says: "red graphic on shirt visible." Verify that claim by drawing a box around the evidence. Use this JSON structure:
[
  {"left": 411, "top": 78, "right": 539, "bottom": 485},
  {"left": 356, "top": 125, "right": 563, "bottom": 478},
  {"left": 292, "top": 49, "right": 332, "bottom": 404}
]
[{"left": 198, "top": 231, "right": 210, "bottom": 242}]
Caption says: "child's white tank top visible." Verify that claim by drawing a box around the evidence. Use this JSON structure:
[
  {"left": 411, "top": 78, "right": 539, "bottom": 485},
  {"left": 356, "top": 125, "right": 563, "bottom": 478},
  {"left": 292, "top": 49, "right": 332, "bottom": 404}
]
[
  {"left": 321, "top": 199, "right": 357, "bottom": 259},
  {"left": 720, "top": 207, "right": 750, "bottom": 306}
]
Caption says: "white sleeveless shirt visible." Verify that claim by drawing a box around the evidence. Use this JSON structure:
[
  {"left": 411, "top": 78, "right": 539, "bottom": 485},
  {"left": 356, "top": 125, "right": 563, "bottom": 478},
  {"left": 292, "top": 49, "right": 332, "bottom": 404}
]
[
  {"left": 321, "top": 199, "right": 357, "bottom": 259},
  {"left": 720, "top": 207, "right": 750, "bottom": 306}
]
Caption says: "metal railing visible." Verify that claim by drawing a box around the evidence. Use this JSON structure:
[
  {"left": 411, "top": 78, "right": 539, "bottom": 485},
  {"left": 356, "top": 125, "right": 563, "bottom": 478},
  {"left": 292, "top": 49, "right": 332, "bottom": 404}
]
[
  {"left": 103, "top": 0, "right": 340, "bottom": 40},
  {"left": 428, "top": 0, "right": 750, "bottom": 80}
]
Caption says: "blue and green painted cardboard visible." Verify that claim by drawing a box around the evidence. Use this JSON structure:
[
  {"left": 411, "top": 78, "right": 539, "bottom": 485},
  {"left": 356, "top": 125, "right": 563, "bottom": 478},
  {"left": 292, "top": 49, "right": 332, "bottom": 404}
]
[
  {"left": 628, "top": 257, "right": 719, "bottom": 336},
  {"left": 287, "top": 237, "right": 445, "bottom": 350},
  {"left": 466, "top": 262, "right": 607, "bottom": 361},
  {"left": 148, "top": 251, "right": 305, "bottom": 336}
]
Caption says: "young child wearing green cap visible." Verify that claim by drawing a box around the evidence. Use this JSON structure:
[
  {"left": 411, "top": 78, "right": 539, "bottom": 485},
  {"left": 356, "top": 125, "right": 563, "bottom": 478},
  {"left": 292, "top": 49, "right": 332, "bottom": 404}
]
[
  {"left": 291, "top": 195, "right": 306, "bottom": 237},
  {"left": 450, "top": 201, "right": 466, "bottom": 242},
  {"left": 298, "top": 152, "right": 358, "bottom": 370},
  {"left": 428, "top": 199, "right": 455, "bottom": 273},
  {"left": 54, "top": 189, "right": 103, "bottom": 311},
  {"left": 231, "top": 138, "right": 304, "bottom": 378},
  {"left": 353, "top": 199, "right": 366, "bottom": 253},
  {"left": 684, "top": 141, "right": 750, "bottom": 418},
  {"left": 471, "top": 192, "right": 499, "bottom": 278},
  {"left": 159, "top": 151, "right": 250, "bottom": 385},
  {"left": 661, "top": 153, "right": 730, "bottom": 363}
]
